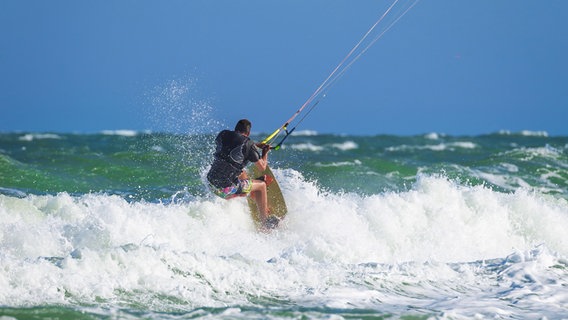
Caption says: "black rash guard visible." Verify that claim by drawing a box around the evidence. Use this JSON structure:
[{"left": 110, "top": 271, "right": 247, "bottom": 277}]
[{"left": 207, "top": 130, "right": 260, "bottom": 188}]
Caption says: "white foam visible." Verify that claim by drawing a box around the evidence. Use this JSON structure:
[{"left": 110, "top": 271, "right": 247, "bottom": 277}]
[
  {"left": 289, "top": 143, "right": 324, "bottom": 152},
  {"left": 291, "top": 130, "right": 318, "bottom": 136},
  {"left": 424, "top": 132, "right": 441, "bottom": 140},
  {"left": 500, "top": 162, "right": 519, "bottom": 173},
  {"left": 387, "top": 141, "right": 477, "bottom": 152},
  {"left": 18, "top": 133, "right": 62, "bottom": 141},
  {"left": 520, "top": 130, "right": 549, "bottom": 137},
  {"left": 315, "top": 160, "right": 362, "bottom": 167},
  {"left": 451, "top": 141, "right": 477, "bottom": 149},
  {"left": 289, "top": 141, "right": 358, "bottom": 152},
  {"left": 100, "top": 130, "right": 138, "bottom": 137},
  {"left": 332, "top": 141, "right": 358, "bottom": 151},
  {"left": 151, "top": 145, "right": 165, "bottom": 152},
  {"left": 1, "top": 172, "right": 567, "bottom": 317},
  {"left": 498, "top": 130, "right": 549, "bottom": 137}
]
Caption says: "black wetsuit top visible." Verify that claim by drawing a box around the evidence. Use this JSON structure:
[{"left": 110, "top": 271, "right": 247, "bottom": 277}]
[{"left": 207, "top": 130, "right": 260, "bottom": 188}]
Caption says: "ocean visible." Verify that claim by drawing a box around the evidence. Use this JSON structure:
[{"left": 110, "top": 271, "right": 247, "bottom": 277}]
[{"left": 0, "top": 130, "right": 567, "bottom": 319}]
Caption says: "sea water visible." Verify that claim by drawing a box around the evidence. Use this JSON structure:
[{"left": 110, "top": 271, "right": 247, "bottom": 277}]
[{"left": 0, "top": 130, "right": 567, "bottom": 319}]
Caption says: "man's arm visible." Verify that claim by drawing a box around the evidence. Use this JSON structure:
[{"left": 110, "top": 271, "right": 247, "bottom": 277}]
[{"left": 254, "top": 144, "right": 270, "bottom": 172}]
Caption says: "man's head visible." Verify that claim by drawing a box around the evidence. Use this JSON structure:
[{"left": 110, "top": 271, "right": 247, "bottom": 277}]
[{"left": 235, "top": 119, "right": 252, "bottom": 136}]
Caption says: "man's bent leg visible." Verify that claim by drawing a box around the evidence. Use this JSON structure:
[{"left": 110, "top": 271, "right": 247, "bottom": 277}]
[{"left": 249, "top": 179, "right": 268, "bottom": 222}]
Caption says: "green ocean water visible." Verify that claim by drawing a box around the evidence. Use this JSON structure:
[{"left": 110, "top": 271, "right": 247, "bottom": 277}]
[
  {"left": 1, "top": 131, "right": 567, "bottom": 200},
  {"left": 1, "top": 130, "right": 568, "bottom": 319}
]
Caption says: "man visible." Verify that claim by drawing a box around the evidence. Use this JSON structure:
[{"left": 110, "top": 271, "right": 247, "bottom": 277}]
[{"left": 207, "top": 119, "right": 278, "bottom": 228}]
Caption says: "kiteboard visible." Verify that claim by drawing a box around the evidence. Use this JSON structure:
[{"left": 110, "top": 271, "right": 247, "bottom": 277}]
[{"left": 247, "top": 165, "right": 287, "bottom": 228}]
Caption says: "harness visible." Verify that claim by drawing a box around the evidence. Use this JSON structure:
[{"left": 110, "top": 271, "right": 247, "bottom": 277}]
[{"left": 207, "top": 130, "right": 253, "bottom": 188}]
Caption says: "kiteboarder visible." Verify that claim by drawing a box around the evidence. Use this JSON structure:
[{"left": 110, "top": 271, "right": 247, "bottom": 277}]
[{"left": 207, "top": 119, "right": 277, "bottom": 228}]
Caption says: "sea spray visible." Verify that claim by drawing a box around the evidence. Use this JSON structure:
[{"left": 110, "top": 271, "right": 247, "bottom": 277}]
[
  {"left": 141, "top": 77, "right": 224, "bottom": 195},
  {"left": 144, "top": 77, "right": 223, "bottom": 135}
]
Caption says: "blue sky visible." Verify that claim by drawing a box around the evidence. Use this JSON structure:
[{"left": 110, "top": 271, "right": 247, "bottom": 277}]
[{"left": 1, "top": 1, "right": 567, "bottom": 136}]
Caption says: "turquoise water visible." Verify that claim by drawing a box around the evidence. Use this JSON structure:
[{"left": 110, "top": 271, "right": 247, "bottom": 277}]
[{"left": 1, "top": 130, "right": 567, "bottom": 319}]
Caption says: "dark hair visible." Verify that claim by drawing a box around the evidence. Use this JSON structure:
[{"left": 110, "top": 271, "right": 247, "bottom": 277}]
[{"left": 235, "top": 119, "right": 252, "bottom": 134}]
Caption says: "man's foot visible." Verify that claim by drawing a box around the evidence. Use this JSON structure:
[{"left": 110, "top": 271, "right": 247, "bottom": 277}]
[
  {"left": 256, "top": 175, "right": 274, "bottom": 186},
  {"left": 264, "top": 215, "right": 280, "bottom": 229},
  {"left": 264, "top": 174, "right": 274, "bottom": 186}
]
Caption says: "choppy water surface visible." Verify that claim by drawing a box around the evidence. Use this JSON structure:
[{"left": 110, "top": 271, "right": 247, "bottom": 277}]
[{"left": 1, "top": 130, "right": 567, "bottom": 319}]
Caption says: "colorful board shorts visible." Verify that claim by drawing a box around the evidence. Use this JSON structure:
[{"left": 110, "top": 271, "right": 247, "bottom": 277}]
[{"left": 209, "top": 178, "right": 253, "bottom": 200}]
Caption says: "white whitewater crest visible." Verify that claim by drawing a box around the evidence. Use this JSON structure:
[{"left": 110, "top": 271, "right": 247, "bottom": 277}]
[
  {"left": 288, "top": 141, "right": 358, "bottom": 152},
  {"left": 291, "top": 130, "right": 319, "bottom": 137},
  {"left": 18, "top": 133, "right": 63, "bottom": 141},
  {"left": 289, "top": 142, "right": 324, "bottom": 152},
  {"left": 498, "top": 130, "right": 549, "bottom": 137},
  {"left": 315, "top": 159, "right": 362, "bottom": 168},
  {"left": 100, "top": 129, "right": 139, "bottom": 137},
  {"left": 386, "top": 141, "right": 477, "bottom": 152},
  {"left": 0, "top": 169, "right": 567, "bottom": 317}
]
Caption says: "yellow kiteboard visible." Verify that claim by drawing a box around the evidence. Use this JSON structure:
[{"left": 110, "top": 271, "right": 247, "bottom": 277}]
[{"left": 247, "top": 165, "right": 287, "bottom": 228}]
